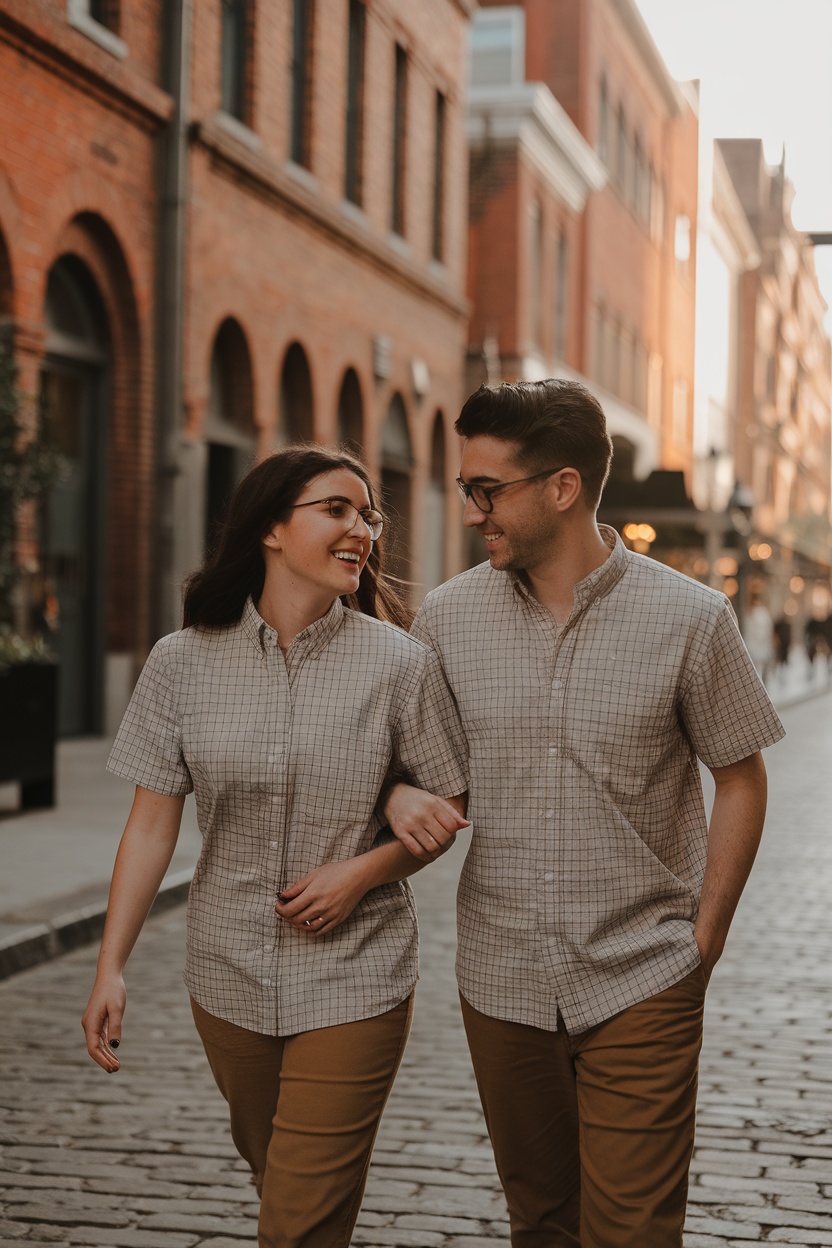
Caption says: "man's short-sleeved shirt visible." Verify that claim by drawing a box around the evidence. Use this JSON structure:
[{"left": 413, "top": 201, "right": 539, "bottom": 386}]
[
  {"left": 412, "top": 526, "right": 784, "bottom": 1035},
  {"left": 109, "top": 597, "right": 468, "bottom": 1036}
]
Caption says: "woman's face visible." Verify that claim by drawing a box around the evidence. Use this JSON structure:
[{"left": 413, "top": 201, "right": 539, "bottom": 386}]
[{"left": 262, "top": 469, "right": 376, "bottom": 603}]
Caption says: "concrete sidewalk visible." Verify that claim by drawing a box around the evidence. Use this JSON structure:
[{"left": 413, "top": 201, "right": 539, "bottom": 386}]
[{"left": 0, "top": 651, "right": 829, "bottom": 981}]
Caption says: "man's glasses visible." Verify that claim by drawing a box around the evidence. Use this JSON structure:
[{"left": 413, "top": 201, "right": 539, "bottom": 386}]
[
  {"left": 291, "top": 497, "right": 384, "bottom": 541},
  {"left": 455, "top": 467, "right": 565, "bottom": 514}
]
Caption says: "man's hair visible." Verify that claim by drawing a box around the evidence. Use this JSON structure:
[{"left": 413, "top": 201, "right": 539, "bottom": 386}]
[{"left": 455, "top": 379, "right": 614, "bottom": 509}]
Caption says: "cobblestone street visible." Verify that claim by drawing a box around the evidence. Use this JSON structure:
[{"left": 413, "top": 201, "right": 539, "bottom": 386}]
[{"left": 1, "top": 692, "right": 831, "bottom": 1247}]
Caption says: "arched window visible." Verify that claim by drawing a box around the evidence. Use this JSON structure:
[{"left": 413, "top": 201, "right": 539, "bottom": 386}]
[
  {"left": 423, "top": 413, "right": 446, "bottom": 592},
  {"left": 335, "top": 367, "right": 363, "bottom": 452},
  {"left": 380, "top": 393, "right": 413, "bottom": 582},
  {"left": 40, "top": 255, "right": 110, "bottom": 735},
  {"left": 279, "top": 341, "right": 314, "bottom": 443},
  {"left": 205, "top": 318, "right": 256, "bottom": 551}
]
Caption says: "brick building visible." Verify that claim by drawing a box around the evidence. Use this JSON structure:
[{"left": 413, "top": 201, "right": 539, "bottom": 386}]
[
  {"left": 718, "top": 139, "right": 832, "bottom": 632},
  {"left": 0, "top": 0, "right": 473, "bottom": 736},
  {"left": 466, "top": 0, "right": 699, "bottom": 495}
]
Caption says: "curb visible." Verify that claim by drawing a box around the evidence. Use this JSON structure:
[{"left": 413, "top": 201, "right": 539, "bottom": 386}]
[{"left": 0, "top": 868, "right": 192, "bottom": 983}]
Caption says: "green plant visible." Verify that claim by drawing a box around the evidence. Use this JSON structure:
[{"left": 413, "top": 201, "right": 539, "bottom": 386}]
[{"left": 0, "top": 343, "right": 62, "bottom": 647}]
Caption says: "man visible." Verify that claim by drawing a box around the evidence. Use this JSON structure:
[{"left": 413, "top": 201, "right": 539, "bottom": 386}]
[{"left": 385, "top": 379, "right": 784, "bottom": 1247}]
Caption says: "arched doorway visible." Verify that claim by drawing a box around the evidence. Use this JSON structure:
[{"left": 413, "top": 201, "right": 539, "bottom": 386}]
[
  {"left": 205, "top": 318, "right": 256, "bottom": 552},
  {"left": 380, "top": 393, "right": 413, "bottom": 583},
  {"left": 336, "top": 367, "right": 363, "bottom": 453},
  {"left": 423, "top": 412, "right": 446, "bottom": 592},
  {"left": 279, "top": 342, "right": 314, "bottom": 443},
  {"left": 40, "top": 256, "right": 110, "bottom": 735}
]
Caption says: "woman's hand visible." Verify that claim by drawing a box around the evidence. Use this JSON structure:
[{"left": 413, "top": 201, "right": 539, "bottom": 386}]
[
  {"left": 383, "top": 783, "right": 469, "bottom": 862},
  {"left": 81, "top": 971, "right": 126, "bottom": 1073},
  {"left": 275, "top": 859, "right": 371, "bottom": 936}
]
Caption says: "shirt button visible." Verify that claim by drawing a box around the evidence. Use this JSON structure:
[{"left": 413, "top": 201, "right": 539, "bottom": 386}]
[
  {"left": 544, "top": 871, "right": 555, "bottom": 882},
  {"left": 544, "top": 810, "right": 554, "bottom": 819},
  {"left": 270, "top": 840, "right": 279, "bottom": 848},
  {"left": 552, "top": 679, "right": 562, "bottom": 689},
  {"left": 267, "top": 754, "right": 276, "bottom": 764},
  {"left": 549, "top": 746, "right": 558, "bottom": 756}
]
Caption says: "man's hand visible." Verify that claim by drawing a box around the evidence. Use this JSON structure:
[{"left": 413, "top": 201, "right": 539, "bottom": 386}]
[
  {"left": 383, "top": 783, "right": 469, "bottom": 862},
  {"left": 275, "top": 860, "right": 370, "bottom": 936}
]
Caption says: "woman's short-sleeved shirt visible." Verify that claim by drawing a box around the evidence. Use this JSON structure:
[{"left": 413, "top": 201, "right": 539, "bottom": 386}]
[{"left": 108, "top": 597, "right": 468, "bottom": 1036}]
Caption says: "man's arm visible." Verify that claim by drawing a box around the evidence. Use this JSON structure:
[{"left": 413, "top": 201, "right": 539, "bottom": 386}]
[
  {"left": 696, "top": 751, "right": 767, "bottom": 981},
  {"left": 383, "top": 784, "right": 469, "bottom": 861}
]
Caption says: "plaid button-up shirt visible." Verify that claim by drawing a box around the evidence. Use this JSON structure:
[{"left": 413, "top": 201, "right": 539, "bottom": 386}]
[
  {"left": 109, "top": 597, "right": 468, "bottom": 1036},
  {"left": 412, "top": 527, "right": 784, "bottom": 1034}
]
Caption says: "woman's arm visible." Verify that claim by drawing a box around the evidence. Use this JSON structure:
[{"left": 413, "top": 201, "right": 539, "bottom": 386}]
[
  {"left": 81, "top": 786, "right": 185, "bottom": 1072},
  {"left": 275, "top": 792, "right": 468, "bottom": 936}
]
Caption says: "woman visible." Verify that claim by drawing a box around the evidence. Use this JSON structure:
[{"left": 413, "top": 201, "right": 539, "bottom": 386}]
[{"left": 82, "top": 446, "right": 468, "bottom": 1248}]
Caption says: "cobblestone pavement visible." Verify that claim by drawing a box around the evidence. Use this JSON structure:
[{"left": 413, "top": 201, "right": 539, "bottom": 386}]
[{"left": 1, "top": 693, "right": 830, "bottom": 1247}]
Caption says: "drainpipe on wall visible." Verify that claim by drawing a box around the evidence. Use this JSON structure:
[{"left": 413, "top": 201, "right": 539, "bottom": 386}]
[{"left": 154, "top": 0, "right": 192, "bottom": 640}]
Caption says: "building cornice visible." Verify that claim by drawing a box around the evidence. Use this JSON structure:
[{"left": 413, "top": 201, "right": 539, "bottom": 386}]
[
  {"left": 607, "top": 0, "right": 688, "bottom": 118},
  {"left": 467, "top": 83, "right": 607, "bottom": 212},
  {"left": 711, "top": 145, "right": 760, "bottom": 270},
  {"left": 191, "top": 116, "right": 469, "bottom": 322},
  {"left": 0, "top": 0, "right": 173, "bottom": 130}
]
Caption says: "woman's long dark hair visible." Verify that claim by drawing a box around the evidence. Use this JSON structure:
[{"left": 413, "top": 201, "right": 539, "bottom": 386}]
[{"left": 182, "top": 446, "right": 412, "bottom": 630}]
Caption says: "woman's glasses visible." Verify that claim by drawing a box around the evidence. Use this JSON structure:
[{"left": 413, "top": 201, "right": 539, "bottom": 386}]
[{"left": 291, "top": 497, "right": 384, "bottom": 541}]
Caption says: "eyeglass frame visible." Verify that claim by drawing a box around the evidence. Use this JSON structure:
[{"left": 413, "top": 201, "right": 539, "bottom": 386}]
[
  {"left": 455, "top": 466, "right": 566, "bottom": 514},
  {"left": 289, "top": 496, "right": 385, "bottom": 541}
]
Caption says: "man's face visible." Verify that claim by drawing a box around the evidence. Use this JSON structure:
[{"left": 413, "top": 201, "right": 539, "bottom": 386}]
[{"left": 458, "top": 435, "right": 563, "bottom": 573}]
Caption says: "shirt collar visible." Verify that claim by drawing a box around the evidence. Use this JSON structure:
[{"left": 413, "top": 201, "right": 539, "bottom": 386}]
[
  {"left": 241, "top": 595, "right": 346, "bottom": 659},
  {"left": 508, "top": 524, "right": 628, "bottom": 609}
]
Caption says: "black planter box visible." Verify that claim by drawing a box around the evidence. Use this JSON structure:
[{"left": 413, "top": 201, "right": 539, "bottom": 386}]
[{"left": 0, "top": 662, "right": 58, "bottom": 808}]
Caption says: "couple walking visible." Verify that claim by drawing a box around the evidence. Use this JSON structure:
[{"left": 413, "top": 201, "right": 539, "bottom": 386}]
[{"left": 83, "top": 379, "right": 783, "bottom": 1247}]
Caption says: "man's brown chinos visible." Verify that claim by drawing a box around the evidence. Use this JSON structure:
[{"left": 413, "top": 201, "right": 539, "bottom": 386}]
[{"left": 461, "top": 968, "right": 706, "bottom": 1247}]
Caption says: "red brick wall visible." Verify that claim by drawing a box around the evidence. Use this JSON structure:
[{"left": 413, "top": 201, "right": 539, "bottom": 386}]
[{"left": 0, "top": 0, "right": 166, "bottom": 661}]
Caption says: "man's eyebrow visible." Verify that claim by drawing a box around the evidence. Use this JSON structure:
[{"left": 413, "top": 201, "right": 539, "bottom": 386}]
[{"left": 463, "top": 475, "right": 502, "bottom": 484}]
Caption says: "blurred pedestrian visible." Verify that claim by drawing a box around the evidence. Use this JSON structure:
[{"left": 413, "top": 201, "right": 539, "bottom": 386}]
[
  {"left": 383, "top": 379, "right": 784, "bottom": 1247},
  {"left": 82, "top": 446, "right": 468, "bottom": 1248},
  {"left": 743, "top": 592, "right": 775, "bottom": 684},
  {"left": 773, "top": 615, "right": 792, "bottom": 672}
]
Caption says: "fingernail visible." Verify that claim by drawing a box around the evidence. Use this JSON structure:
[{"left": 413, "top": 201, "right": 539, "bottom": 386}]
[
  {"left": 110, "top": 1039, "right": 120, "bottom": 1049},
  {"left": 277, "top": 893, "right": 287, "bottom": 904}
]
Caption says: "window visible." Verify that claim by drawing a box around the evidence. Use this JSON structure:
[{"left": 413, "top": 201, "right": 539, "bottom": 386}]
[
  {"left": 290, "top": 0, "right": 312, "bottom": 166},
  {"left": 631, "top": 133, "right": 641, "bottom": 211},
  {"left": 616, "top": 105, "right": 627, "bottom": 191},
  {"left": 553, "top": 234, "right": 567, "bottom": 360},
  {"left": 391, "top": 44, "right": 408, "bottom": 235},
  {"left": 674, "top": 214, "right": 691, "bottom": 273},
  {"left": 432, "top": 91, "right": 446, "bottom": 262},
  {"left": 344, "top": 0, "right": 366, "bottom": 204},
  {"left": 529, "top": 201, "right": 543, "bottom": 347},
  {"left": 598, "top": 75, "right": 609, "bottom": 165},
  {"left": 469, "top": 6, "right": 525, "bottom": 87},
  {"left": 87, "top": 0, "right": 119, "bottom": 30},
  {"left": 221, "top": 0, "right": 249, "bottom": 121},
  {"left": 68, "top": 0, "right": 126, "bottom": 55}
]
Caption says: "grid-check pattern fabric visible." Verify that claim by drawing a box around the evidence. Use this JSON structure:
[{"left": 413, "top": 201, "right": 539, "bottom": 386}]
[
  {"left": 412, "top": 526, "right": 785, "bottom": 1035},
  {"left": 108, "top": 597, "right": 468, "bottom": 1037}
]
